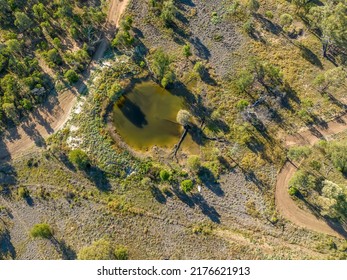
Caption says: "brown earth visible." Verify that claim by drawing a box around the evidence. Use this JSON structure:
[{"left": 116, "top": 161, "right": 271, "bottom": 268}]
[
  {"left": 276, "top": 114, "right": 347, "bottom": 239},
  {"left": 0, "top": 0, "right": 129, "bottom": 161}
]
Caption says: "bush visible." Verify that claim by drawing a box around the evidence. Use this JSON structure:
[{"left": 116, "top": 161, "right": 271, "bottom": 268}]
[
  {"left": 193, "top": 61, "right": 205, "bottom": 76},
  {"left": 78, "top": 239, "right": 114, "bottom": 260},
  {"left": 18, "top": 186, "right": 29, "bottom": 198},
  {"left": 236, "top": 99, "right": 250, "bottom": 111},
  {"left": 30, "top": 223, "right": 52, "bottom": 239},
  {"left": 183, "top": 44, "right": 192, "bottom": 58},
  {"left": 288, "top": 186, "right": 299, "bottom": 196},
  {"left": 114, "top": 246, "right": 128, "bottom": 260},
  {"left": 68, "top": 149, "right": 90, "bottom": 169},
  {"left": 265, "top": 11, "right": 274, "bottom": 19},
  {"left": 180, "top": 179, "right": 194, "bottom": 193},
  {"left": 159, "top": 170, "right": 170, "bottom": 181},
  {"left": 64, "top": 69, "right": 79, "bottom": 84},
  {"left": 287, "top": 146, "right": 311, "bottom": 161}
]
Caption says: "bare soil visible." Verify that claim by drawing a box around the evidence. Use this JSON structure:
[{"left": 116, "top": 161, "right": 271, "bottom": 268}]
[{"left": 276, "top": 113, "right": 347, "bottom": 238}]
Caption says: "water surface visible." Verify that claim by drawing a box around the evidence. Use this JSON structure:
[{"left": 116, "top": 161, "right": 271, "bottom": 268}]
[{"left": 112, "top": 81, "right": 198, "bottom": 152}]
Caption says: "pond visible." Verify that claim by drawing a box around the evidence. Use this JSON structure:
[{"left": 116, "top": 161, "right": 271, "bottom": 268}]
[{"left": 112, "top": 81, "right": 199, "bottom": 153}]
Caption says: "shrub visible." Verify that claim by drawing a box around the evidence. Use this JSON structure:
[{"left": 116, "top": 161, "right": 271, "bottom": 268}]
[
  {"left": 287, "top": 146, "right": 311, "bottom": 161},
  {"left": 243, "top": 19, "right": 254, "bottom": 35},
  {"left": 78, "top": 239, "right": 114, "bottom": 260},
  {"left": 180, "top": 179, "right": 194, "bottom": 193},
  {"left": 64, "top": 69, "right": 79, "bottom": 84},
  {"left": 236, "top": 99, "right": 250, "bottom": 111},
  {"left": 68, "top": 149, "right": 90, "bottom": 169},
  {"left": 265, "top": 11, "right": 274, "bottom": 19},
  {"left": 30, "top": 223, "right": 52, "bottom": 239},
  {"left": 159, "top": 170, "right": 170, "bottom": 181},
  {"left": 193, "top": 61, "right": 205, "bottom": 76},
  {"left": 114, "top": 246, "right": 128, "bottom": 260},
  {"left": 288, "top": 186, "right": 299, "bottom": 196},
  {"left": 18, "top": 186, "right": 29, "bottom": 198},
  {"left": 183, "top": 44, "right": 192, "bottom": 58}
]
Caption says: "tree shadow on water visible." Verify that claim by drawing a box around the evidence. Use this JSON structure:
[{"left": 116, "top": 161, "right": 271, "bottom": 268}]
[{"left": 117, "top": 97, "right": 148, "bottom": 128}]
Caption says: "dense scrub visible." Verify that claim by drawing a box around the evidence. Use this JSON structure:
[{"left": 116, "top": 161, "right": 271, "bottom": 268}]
[{"left": 0, "top": 0, "right": 106, "bottom": 130}]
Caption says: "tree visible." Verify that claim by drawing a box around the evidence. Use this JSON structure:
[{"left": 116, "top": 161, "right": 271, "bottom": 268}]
[
  {"left": 309, "top": 1, "right": 347, "bottom": 57},
  {"left": 151, "top": 49, "right": 175, "bottom": 87},
  {"left": 187, "top": 155, "right": 201, "bottom": 173},
  {"left": 181, "top": 179, "right": 194, "bottom": 193},
  {"left": 279, "top": 13, "right": 293, "bottom": 28},
  {"left": 161, "top": 0, "right": 177, "bottom": 26},
  {"left": 289, "top": 170, "right": 318, "bottom": 196},
  {"left": 14, "top": 11, "right": 33, "bottom": 32},
  {"left": 68, "top": 149, "right": 90, "bottom": 169},
  {"left": 313, "top": 67, "right": 346, "bottom": 93},
  {"left": 30, "top": 223, "right": 52, "bottom": 239},
  {"left": 328, "top": 144, "right": 347, "bottom": 174},
  {"left": 247, "top": 0, "right": 260, "bottom": 13},
  {"left": 236, "top": 70, "right": 254, "bottom": 93},
  {"left": 64, "top": 69, "right": 79, "bottom": 84},
  {"left": 176, "top": 110, "right": 191, "bottom": 126}
]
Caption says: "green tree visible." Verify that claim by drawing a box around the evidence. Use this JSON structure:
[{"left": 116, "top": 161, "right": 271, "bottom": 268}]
[
  {"left": 187, "top": 155, "right": 201, "bottom": 173},
  {"left": 30, "top": 223, "right": 52, "bottom": 239},
  {"left": 309, "top": 1, "right": 347, "bottom": 57},
  {"left": 313, "top": 67, "right": 346, "bottom": 93},
  {"left": 151, "top": 49, "right": 175, "bottom": 87},
  {"left": 279, "top": 13, "right": 293, "bottom": 28},
  {"left": 193, "top": 61, "right": 205, "bottom": 77},
  {"left": 68, "top": 149, "right": 90, "bottom": 169},
  {"left": 14, "top": 11, "right": 33, "bottom": 32},
  {"left": 236, "top": 70, "right": 253, "bottom": 93},
  {"left": 328, "top": 144, "right": 347, "bottom": 174},
  {"left": 247, "top": 0, "right": 260, "bottom": 13},
  {"left": 64, "top": 69, "right": 79, "bottom": 84},
  {"left": 161, "top": 0, "right": 177, "bottom": 26}
]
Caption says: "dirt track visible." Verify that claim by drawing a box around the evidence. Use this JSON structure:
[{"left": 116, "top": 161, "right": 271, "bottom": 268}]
[
  {"left": 276, "top": 114, "right": 347, "bottom": 238},
  {"left": 0, "top": 0, "right": 129, "bottom": 161}
]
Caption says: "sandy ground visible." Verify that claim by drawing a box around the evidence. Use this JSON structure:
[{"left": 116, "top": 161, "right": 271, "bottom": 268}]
[
  {"left": 0, "top": 0, "right": 129, "bottom": 161},
  {"left": 276, "top": 113, "right": 347, "bottom": 238}
]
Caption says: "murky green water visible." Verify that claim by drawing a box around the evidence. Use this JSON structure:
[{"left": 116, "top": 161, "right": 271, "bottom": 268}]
[{"left": 112, "top": 81, "right": 198, "bottom": 152}]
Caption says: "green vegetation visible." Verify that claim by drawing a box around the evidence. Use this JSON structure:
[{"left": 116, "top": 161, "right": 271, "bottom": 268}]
[
  {"left": 151, "top": 49, "right": 175, "bottom": 88},
  {"left": 159, "top": 170, "right": 170, "bottom": 181},
  {"left": 180, "top": 179, "right": 194, "bottom": 193},
  {"left": 78, "top": 239, "right": 128, "bottom": 260},
  {"left": 64, "top": 70, "right": 79, "bottom": 84},
  {"left": 17, "top": 186, "right": 29, "bottom": 198},
  {"left": 0, "top": 0, "right": 105, "bottom": 128},
  {"left": 30, "top": 223, "right": 52, "bottom": 239},
  {"left": 68, "top": 149, "right": 90, "bottom": 169}
]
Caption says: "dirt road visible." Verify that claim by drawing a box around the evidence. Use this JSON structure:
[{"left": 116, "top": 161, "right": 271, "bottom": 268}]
[
  {"left": 0, "top": 0, "right": 129, "bottom": 161},
  {"left": 276, "top": 114, "right": 347, "bottom": 238}
]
